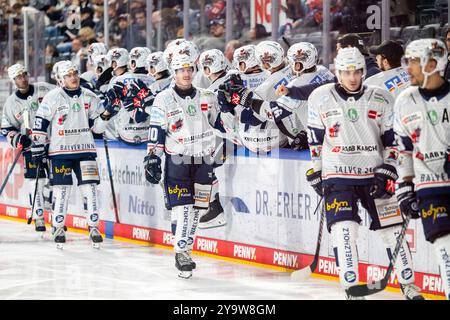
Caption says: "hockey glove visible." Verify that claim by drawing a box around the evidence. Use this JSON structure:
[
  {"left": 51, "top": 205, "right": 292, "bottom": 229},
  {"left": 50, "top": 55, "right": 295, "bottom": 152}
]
[
  {"left": 370, "top": 164, "right": 398, "bottom": 199},
  {"left": 445, "top": 147, "right": 450, "bottom": 177},
  {"left": 396, "top": 181, "right": 420, "bottom": 219},
  {"left": 11, "top": 133, "right": 32, "bottom": 150},
  {"left": 217, "top": 90, "right": 235, "bottom": 115},
  {"left": 31, "top": 142, "right": 48, "bottom": 166},
  {"left": 221, "top": 75, "right": 253, "bottom": 109},
  {"left": 144, "top": 153, "right": 162, "bottom": 184},
  {"left": 291, "top": 131, "right": 309, "bottom": 151},
  {"left": 306, "top": 168, "right": 323, "bottom": 197},
  {"left": 123, "top": 79, "right": 154, "bottom": 112}
]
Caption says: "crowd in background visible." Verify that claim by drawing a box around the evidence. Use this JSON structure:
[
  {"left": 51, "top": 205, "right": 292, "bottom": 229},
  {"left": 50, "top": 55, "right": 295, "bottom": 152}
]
[{"left": 0, "top": 0, "right": 446, "bottom": 85}]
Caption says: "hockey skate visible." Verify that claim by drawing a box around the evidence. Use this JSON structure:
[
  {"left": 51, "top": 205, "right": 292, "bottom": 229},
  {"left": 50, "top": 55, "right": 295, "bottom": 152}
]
[
  {"left": 89, "top": 226, "right": 103, "bottom": 249},
  {"left": 187, "top": 250, "right": 196, "bottom": 269},
  {"left": 34, "top": 218, "right": 46, "bottom": 232},
  {"left": 345, "top": 289, "right": 366, "bottom": 300},
  {"left": 198, "top": 194, "right": 226, "bottom": 229},
  {"left": 175, "top": 252, "right": 193, "bottom": 279},
  {"left": 52, "top": 227, "right": 66, "bottom": 249},
  {"left": 400, "top": 284, "right": 425, "bottom": 300}
]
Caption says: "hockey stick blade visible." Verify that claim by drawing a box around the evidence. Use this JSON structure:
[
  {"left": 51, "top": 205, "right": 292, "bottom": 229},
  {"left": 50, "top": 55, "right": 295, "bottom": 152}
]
[
  {"left": 291, "top": 197, "right": 324, "bottom": 282},
  {"left": 346, "top": 215, "right": 411, "bottom": 297}
]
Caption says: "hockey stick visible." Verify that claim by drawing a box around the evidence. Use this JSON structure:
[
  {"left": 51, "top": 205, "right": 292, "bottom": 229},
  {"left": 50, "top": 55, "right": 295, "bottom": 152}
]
[
  {"left": 0, "top": 149, "right": 22, "bottom": 197},
  {"left": 27, "top": 163, "right": 41, "bottom": 224},
  {"left": 103, "top": 136, "right": 120, "bottom": 224},
  {"left": 291, "top": 196, "right": 325, "bottom": 281},
  {"left": 346, "top": 214, "right": 411, "bottom": 297}
]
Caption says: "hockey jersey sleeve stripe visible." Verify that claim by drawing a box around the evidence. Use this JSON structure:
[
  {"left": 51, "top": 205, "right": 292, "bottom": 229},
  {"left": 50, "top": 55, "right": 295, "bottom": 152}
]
[{"left": 0, "top": 126, "right": 18, "bottom": 136}]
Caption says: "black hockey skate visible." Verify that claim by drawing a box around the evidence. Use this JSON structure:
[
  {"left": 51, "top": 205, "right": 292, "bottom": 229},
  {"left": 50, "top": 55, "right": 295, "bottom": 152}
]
[
  {"left": 52, "top": 227, "right": 66, "bottom": 249},
  {"left": 187, "top": 250, "right": 196, "bottom": 269},
  {"left": 198, "top": 194, "right": 226, "bottom": 229},
  {"left": 89, "top": 226, "right": 103, "bottom": 249},
  {"left": 175, "top": 252, "right": 193, "bottom": 279},
  {"left": 400, "top": 284, "right": 425, "bottom": 300},
  {"left": 34, "top": 218, "right": 46, "bottom": 232}
]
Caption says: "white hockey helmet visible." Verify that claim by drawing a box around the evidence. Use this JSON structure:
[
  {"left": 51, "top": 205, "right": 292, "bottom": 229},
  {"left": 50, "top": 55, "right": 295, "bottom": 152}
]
[
  {"left": 129, "top": 47, "right": 151, "bottom": 71},
  {"left": 87, "top": 42, "right": 108, "bottom": 65},
  {"left": 287, "top": 42, "right": 318, "bottom": 75},
  {"left": 56, "top": 60, "right": 79, "bottom": 86},
  {"left": 51, "top": 61, "right": 66, "bottom": 86},
  {"left": 8, "top": 63, "right": 27, "bottom": 81},
  {"left": 107, "top": 48, "right": 129, "bottom": 70},
  {"left": 165, "top": 39, "right": 200, "bottom": 66},
  {"left": 171, "top": 54, "right": 196, "bottom": 72},
  {"left": 92, "top": 54, "right": 110, "bottom": 75},
  {"left": 255, "top": 41, "right": 285, "bottom": 70},
  {"left": 334, "top": 47, "right": 366, "bottom": 83},
  {"left": 403, "top": 39, "right": 448, "bottom": 88},
  {"left": 233, "top": 45, "right": 259, "bottom": 73},
  {"left": 199, "top": 49, "right": 227, "bottom": 75},
  {"left": 147, "top": 51, "right": 169, "bottom": 76}
]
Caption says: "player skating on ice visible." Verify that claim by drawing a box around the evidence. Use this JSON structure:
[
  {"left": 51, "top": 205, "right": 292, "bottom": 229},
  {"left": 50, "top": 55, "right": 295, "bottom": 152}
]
[
  {"left": 1, "top": 64, "right": 55, "bottom": 232},
  {"left": 394, "top": 39, "right": 450, "bottom": 299},
  {"left": 31, "top": 61, "right": 104, "bottom": 249},
  {"left": 144, "top": 53, "right": 221, "bottom": 278},
  {"left": 307, "top": 47, "right": 423, "bottom": 300}
]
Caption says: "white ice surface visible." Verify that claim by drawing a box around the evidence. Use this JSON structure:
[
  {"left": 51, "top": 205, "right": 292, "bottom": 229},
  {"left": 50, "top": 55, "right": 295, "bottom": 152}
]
[{"left": 0, "top": 218, "right": 403, "bottom": 300}]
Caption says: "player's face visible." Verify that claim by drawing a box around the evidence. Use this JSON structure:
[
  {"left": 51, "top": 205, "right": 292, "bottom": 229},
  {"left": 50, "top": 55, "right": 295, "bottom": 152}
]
[
  {"left": 376, "top": 54, "right": 385, "bottom": 71},
  {"left": 339, "top": 69, "right": 363, "bottom": 91},
  {"left": 174, "top": 67, "right": 194, "bottom": 88},
  {"left": 404, "top": 57, "right": 423, "bottom": 86},
  {"left": 238, "top": 62, "right": 247, "bottom": 72},
  {"left": 14, "top": 72, "right": 29, "bottom": 90},
  {"left": 63, "top": 70, "right": 80, "bottom": 89}
]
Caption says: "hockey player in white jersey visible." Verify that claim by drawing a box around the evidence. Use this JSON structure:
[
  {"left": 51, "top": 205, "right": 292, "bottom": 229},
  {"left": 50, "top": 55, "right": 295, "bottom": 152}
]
[
  {"left": 1, "top": 64, "right": 55, "bottom": 232},
  {"left": 307, "top": 47, "right": 423, "bottom": 300},
  {"left": 197, "top": 49, "right": 231, "bottom": 229},
  {"left": 81, "top": 42, "right": 108, "bottom": 86},
  {"left": 394, "top": 39, "right": 450, "bottom": 299},
  {"left": 365, "top": 40, "right": 411, "bottom": 98},
  {"left": 143, "top": 54, "right": 221, "bottom": 278},
  {"left": 96, "top": 47, "right": 154, "bottom": 145},
  {"left": 233, "top": 44, "right": 268, "bottom": 90},
  {"left": 31, "top": 61, "right": 104, "bottom": 249}
]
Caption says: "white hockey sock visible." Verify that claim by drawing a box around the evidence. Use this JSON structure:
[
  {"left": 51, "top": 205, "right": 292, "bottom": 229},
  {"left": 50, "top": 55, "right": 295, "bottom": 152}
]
[
  {"left": 331, "top": 220, "right": 360, "bottom": 289},
  {"left": 80, "top": 184, "right": 100, "bottom": 227},
  {"left": 174, "top": 205, "right": 192, "bottom": 253},
  {"left": 432, "top": 233, "right": 450, "bottom": 300},
  {"left": 52, "top": 185, "right": 71, "bottom": 228},
  {"left": 26, "top": 178, "right": 45, "bottom": 219},
  {"left": 378, "top": 225, "right": 415, "bottom": 285},
  {"left": 187, "top": 208, "right": 201, "bottom": 251}
]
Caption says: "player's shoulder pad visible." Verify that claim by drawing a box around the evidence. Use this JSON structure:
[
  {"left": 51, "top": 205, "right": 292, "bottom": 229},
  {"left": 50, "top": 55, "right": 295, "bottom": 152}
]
[
  {"left": 81, "top": 87, "right": 99, "bottom": 99},
  {"left": 153, "top": 87, "right": 174, "bottom": 107},
  {"left": 366, "top": 85, "right": 393, "bottom": 105},
  {"left": 309, "top": 82, "right": 335, "bottom": 101},
  {"left": 394, "top": 86, "right": 418, "bottom": 110},
  {"left": 35, "top": 82, "right": 56, "bottom": 92}
]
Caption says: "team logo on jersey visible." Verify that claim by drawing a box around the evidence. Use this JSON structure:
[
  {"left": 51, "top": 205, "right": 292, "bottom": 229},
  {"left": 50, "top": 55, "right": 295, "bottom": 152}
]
[
  {"left": 72, "top": 102, "right": 81, "bottom": 112},
  {"left": 347, "top": 108, "right": 359, "bottom": 122},
  {"left": 57, "top": 114, "right": 67, "bottom": 125},
  {"left": 187, "top": 104, "right": 197, "bottom": 116},
  {"left": 368, "top": 110, "right": 379, "bottom": 119},
  {"left": 170, "top": 119, "right": 183, "bottom": 132},
  {"left": 329, "top": 122, "right": 340, "bottom": 138},
  {"left": 30, "top": 101, "right": 39, "bottom": 111},
  {"left": 428, "top": 110, "right": 439, "bottom": 125},
  {"left": 402, "top": 112, "right": 422, "bottom": 125}
]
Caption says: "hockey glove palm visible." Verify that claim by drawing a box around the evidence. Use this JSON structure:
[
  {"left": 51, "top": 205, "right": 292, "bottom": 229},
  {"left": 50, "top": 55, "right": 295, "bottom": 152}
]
[
  {"left": 144, "top": 153, "right": 162, "bottom": 184},
  {"left": 396, "top": 182, "right": 420, "bottom": 219},
  {"left": 306, "top": 168, "right": 323, "bottom": 197},
  {"left": 370, "top": 164, "right": 398, "bottom": 199}
]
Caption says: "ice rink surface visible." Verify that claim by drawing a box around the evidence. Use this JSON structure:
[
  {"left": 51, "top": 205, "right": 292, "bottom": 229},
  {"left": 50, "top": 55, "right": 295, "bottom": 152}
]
[{"left": 0, "top": 218, "right": 403, "bottom": 300}]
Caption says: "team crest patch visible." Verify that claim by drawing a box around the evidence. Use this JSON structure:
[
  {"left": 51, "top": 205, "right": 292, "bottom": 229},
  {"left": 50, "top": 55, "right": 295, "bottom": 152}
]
[{"left": 72, "top": 102, "right": 81, "bottom": 112}]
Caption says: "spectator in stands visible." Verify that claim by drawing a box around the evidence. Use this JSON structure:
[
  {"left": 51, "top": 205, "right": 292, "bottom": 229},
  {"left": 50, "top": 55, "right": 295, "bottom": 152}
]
[
  {"left": 247, "top": 23, "right": 270, "bottom": 42},
  {"left": 132, "top": 10, "right": 147, "bottom": 46},
  {"left": 80, "top": 6, "right": 96, "bottom": 30},
  {"left": 444, "top": 28, "right": 450, "bottom": 80},
  {"left": 93, "top": 5, "right": 104, "bottom": 35},
  {"left": 209, "top": 18, "right": 226, "bottom": 38}
]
